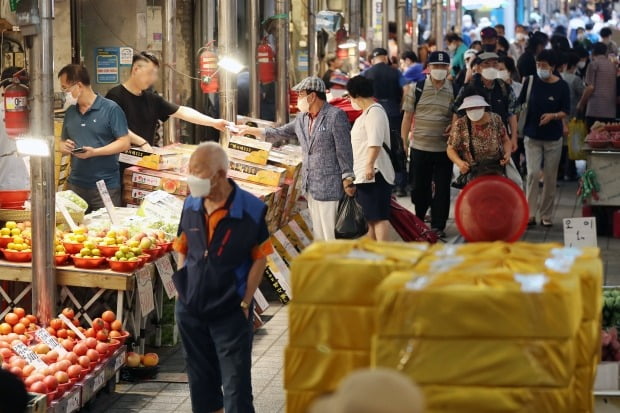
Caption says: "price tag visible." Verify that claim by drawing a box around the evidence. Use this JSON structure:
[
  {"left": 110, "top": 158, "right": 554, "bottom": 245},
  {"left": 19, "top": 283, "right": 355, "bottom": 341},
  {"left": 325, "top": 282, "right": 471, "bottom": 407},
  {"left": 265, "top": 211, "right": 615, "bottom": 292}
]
[
  {"left": 56, "top": 199, "right": 78, "bottom": 232},
  {"left": 11, "top": 341, "right": 47, "bottom": 370},
  {"left": 155, "top": 255, "right": 177, "bottom": 299},
  {"left": 132, "top": 173, "right": 161, "bottom": 187},
  {"left": 93, "top": 369, "right": 106, "bottom": 391},
  {"left": 563, "top": 217, "right": 597, "bottom": 248},
  {"left": 137, "top": 267, "right": 155, "bottom": 317},
  {"left": 58, "top": 314, "right": 87, "bottom": 340},
  {"left": 34, "top": 328, "right": 68, "bottom": 356},
  {"left": 96, "top": 180, "right": 120, "bottom": 225},
  {"left": 287, "top": 221, "right": 311, "bottom": 248},
  {"left": 114, "top": 351, "right": 125, "bottom": 370},
  {"left": 66, "top": 389, "right": 80, "bottom": 412}
]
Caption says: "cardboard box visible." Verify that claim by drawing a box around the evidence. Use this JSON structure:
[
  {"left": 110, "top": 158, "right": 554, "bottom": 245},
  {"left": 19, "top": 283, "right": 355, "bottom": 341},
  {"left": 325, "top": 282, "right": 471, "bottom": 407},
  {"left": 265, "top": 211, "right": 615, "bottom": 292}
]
[
  {"left": 270, "top": 229, "right": 300, "bottom": 267},
  {"left": 595, "top": 362, "right": 620, "bottom": 391},
  {"left": 228, "top": 135, "right": 272, "bottom": 165},
  {"left": 123, "top": 188, "right": 183, "bottom": 207},
  {"left": 119, "top": 147, "right": 180, "bottom": 170},
  {"left": 123, "top": 166, "right": 188, "bottom": 197},
  {"left": 228, "top": 159, "right": 287, "bottom": 187},
  {"left": 264, "top": 251, "right": 292, "bottom": 304},
  {"left": 268, "top": 149, "right": 302, "bottom": 181}
]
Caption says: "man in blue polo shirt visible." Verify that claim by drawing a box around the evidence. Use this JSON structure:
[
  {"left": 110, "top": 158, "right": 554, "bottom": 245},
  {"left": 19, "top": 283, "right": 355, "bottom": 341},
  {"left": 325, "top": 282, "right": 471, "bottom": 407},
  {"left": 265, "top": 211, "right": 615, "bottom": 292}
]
[
  {"left": 173, "top": 142, "right": 273, "bottom": 413},
  {"left": 58, "top": 64, "right": 131, "bottom": 211}
]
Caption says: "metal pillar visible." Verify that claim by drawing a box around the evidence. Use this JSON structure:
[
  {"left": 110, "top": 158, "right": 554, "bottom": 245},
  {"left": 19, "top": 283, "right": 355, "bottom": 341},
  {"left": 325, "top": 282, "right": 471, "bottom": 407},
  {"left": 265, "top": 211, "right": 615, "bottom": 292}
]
[
  {"left": 163, "top": 0, "right": 177, "bottom": 145},
  {"left": 364, "top": 0, "right": 374, "bottom": 56},
  {"left": 249, "top": 0, "right": 260, "bottom": 117},
  {"left": 433, "top": 0, "right": 443, "bottom": 48},
  {"left": 382, "top": 0, "right": 389, "bottom": 49},
  {"left": 455, "top": 0, "right": 462, "bottom": 35},
  {"left": 275, "top": 0, "right": 289, "bottom": 125},
  {"left": 218, "top": 0, "right": 238, "bottom": 144},
  {"left": 308, "top": 0, "right": 318, "bottom": 77},
  {"left": 411, "top": 0, "right": 419, "bottom": 51},
  {"left": 445, "top": 0, "right": 451, "bottom": 31},
  {"left": 349, "top": 0, "right": 361, "bottom": 75},
  {"left": 396, "top": 0, "right": 405, "bottom": 53},
  {"left": 30, "top": 0, "right": 56, "bottom": 325}
]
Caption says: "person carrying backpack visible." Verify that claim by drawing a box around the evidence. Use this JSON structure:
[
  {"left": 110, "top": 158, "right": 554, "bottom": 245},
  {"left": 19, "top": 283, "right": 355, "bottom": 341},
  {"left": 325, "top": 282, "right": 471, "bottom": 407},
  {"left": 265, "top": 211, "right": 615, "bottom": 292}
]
[{"left": 400, "top": 51, "right": 455, "bottom": 239}]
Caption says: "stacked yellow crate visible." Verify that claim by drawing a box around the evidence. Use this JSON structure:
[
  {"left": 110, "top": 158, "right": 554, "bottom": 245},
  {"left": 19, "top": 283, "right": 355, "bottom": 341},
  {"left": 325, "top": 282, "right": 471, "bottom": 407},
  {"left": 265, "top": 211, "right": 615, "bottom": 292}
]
[
  {"left": 374, "top": 265, "right": 583, "bottom": 413},
  {"left": 54, "top": 119, "right": 71, "bottom": 190},
  {"left": 285, "top": 240, "right": 429, "bottom": 413}
]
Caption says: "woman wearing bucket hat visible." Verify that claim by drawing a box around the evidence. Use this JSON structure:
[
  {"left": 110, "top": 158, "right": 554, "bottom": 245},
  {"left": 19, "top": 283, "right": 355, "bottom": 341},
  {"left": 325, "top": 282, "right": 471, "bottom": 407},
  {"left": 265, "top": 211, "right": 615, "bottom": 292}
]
[{"left": 447, "top": 95, "right": 512, "bottom": 187}]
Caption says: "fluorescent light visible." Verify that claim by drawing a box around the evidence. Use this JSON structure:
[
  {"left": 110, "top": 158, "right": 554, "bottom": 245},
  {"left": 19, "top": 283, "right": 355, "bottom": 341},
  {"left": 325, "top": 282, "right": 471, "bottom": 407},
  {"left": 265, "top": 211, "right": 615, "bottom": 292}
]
[
  {"left": 16, "top": 138, "right": 50, "bottom": 157},
  {"left": 358, "top": 38, "right": 367, "bottom": 52},
  {"left": 218, "top": 57, "right": 244, "bottom": 74},
  {"left": 338, "top": 38, "right": 358, "bottom": 49}
]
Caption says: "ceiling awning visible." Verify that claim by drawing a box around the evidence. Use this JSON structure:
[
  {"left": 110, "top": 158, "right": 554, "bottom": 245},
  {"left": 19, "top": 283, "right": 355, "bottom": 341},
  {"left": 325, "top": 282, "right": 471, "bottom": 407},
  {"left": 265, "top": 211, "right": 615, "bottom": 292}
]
[{"left": 462, "top": 0, "right": 506, "bottom": 10}]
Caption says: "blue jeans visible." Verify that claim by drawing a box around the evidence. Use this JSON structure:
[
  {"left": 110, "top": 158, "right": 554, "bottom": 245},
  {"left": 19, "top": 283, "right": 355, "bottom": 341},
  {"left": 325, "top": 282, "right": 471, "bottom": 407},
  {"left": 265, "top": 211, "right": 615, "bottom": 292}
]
[{"left": 176, "top": 300, "right": 255, "bottom": 413}]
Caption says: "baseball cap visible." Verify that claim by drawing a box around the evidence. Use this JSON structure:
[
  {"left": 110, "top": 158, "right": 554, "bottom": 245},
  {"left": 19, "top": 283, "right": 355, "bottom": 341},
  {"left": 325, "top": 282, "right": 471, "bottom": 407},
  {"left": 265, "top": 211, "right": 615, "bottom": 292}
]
[
  {"left": 292, "top": 76, "right": 326, "bottom": 93},
  {"left": 428, "top": 51, "right": 451, "bottom": 65},
  {"left": 464, "top": 49, "right": 478, "bottom": 62},
  {"left": 480, "top": 27, "right": 498, "bottom": 38},
  {"left": 371, "top": 48, "right": 388, "bottom": 59},
  {"left": 308, "top": 368, "right": 425, "bottom": 413},
  {"left": 477, "top": 52, "right": 500, "bottom": 62}
]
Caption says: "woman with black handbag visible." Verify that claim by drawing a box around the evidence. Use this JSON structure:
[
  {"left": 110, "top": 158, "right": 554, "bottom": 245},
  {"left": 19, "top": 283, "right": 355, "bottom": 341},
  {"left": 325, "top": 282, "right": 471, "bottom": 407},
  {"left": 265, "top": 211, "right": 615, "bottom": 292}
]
[{"left": 447, "top": 95, "right": 513, "bottom": 188}]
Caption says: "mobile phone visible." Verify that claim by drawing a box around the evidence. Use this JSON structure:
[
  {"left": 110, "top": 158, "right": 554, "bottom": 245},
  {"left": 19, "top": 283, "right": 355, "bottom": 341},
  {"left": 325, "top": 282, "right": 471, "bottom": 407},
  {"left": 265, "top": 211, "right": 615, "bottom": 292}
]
[{"left": 71, "top": 147, "right": 86, "bottom": 154}]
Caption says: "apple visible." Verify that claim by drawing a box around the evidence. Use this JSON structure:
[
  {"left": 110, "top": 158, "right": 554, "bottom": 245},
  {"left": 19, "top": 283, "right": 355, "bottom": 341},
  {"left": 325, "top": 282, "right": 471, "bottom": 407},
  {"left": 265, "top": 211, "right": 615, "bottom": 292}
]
[
  {"left": 126, "top": 352, "right": 141, "bottom": 367},
  {"left": 85, "top": 337, "right": 97, "bottom": 349},
  {"left": 142, "top": 353, "right": 159, "bottom": 367},
  {"left": 86, "top": 349, "right": 99, "bottom": 363},
  {"left": 24, "top": 373, "right": 45, "bottom": 388},
  {"left": 43, "top": 375, "right": 58, "bottom": 391},
  {"left": 96, "top": 342, "right": 108, "bottom": 355},
  {"left": 55, "top": 371, "right": 69, "bottom": 384},
  {"left": 56, "top": 359, "right": 71, "bottom": 372},
  {"left": 78, "top": 355, "right": 91, "bottom": 368},
  {"left": 67, "top": 365, "right": 82, "bottom": 379},
  {"left": 9, "top": 366, "right": 22, "bottom": 377},
  {"left": 73, "top": 342, "right": 88, "bottom": 356},
  {"left": 30, "top": 381, "right": 48, "bottom": 394}
]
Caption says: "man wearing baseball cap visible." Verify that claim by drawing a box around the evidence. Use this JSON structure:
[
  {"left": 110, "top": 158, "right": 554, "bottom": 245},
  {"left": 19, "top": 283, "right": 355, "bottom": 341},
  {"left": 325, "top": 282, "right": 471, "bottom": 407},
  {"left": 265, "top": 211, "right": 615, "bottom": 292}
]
[
  {"left": 401, "top": 51, "right": 455, "bottom": 238},
  {"left": 363, "top": 47, "right": 408, "bottom": 197},
  {"left": 480, "top": 26, "right": 499, "bottom": 53},
  {"left": 238, "top": 76, "right": 354, "bottom": 241}
]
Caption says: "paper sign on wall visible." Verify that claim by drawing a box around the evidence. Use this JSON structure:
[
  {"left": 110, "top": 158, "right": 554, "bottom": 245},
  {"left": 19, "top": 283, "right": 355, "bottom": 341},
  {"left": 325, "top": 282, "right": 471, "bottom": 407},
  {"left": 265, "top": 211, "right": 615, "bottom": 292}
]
[{"left": 563, "top": 217, "right": 597, "bottom": 248}]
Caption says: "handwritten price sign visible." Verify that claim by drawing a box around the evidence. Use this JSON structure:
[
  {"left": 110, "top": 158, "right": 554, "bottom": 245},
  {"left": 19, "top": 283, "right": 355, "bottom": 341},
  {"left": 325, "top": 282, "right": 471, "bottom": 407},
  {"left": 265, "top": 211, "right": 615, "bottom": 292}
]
[
  {"left": 137, "top": 267, "right": 155, "bottom": 317},
  {"left": 155, "top": 255, "right": 177, "bottom": 299},
  {"left": 563, "top": 217, "right": 597, "bottom": 248}
]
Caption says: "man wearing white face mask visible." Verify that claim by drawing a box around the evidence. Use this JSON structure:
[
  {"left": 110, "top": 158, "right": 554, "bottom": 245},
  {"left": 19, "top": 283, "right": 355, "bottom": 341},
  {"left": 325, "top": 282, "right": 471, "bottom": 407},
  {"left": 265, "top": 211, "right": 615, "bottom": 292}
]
[
  {"left": 238, "top": 77, "right": 354, "bottom": 241},
  {"left": 453, "top": 52, "right": 519, "bottom": 152},
  {"left": 401, "top": 51, "right": 455, "bottom": 238},
  {"left": 173, "top": 143, "right": 273, "bottom": 413},
  {"left": 509, "top": 25, "right": 528, "bottom": 61}
]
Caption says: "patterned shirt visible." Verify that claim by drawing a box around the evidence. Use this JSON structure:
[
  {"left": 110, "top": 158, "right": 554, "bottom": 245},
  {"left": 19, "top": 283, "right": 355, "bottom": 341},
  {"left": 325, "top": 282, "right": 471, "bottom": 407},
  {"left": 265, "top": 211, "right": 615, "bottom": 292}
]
[
  {"left": 585, "top": 56, "right": 617, "bottom": 119},
  {"left": 448, "top": 113, "right": 507, "bottom": 165}
]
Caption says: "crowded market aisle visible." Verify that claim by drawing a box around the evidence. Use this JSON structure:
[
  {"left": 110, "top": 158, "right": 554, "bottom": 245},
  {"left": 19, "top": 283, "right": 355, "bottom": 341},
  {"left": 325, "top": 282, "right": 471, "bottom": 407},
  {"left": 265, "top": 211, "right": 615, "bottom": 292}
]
[{"left": 85, "top": 179, "right": 620, "bottom": 413}]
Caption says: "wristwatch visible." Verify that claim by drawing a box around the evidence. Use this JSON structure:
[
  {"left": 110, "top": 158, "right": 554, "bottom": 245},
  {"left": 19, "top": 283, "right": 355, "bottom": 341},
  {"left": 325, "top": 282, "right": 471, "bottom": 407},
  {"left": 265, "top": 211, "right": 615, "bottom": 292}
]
[{"left": 240, "top": 301, "right": 250, "bottom": 310}]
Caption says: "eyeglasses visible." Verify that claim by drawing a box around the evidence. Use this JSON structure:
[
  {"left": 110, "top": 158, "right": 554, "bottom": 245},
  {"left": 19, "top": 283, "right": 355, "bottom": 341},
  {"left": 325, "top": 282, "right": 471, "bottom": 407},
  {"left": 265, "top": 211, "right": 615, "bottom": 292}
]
[{"left": 60, "top": 83, "right": 77, "bottom": 93}]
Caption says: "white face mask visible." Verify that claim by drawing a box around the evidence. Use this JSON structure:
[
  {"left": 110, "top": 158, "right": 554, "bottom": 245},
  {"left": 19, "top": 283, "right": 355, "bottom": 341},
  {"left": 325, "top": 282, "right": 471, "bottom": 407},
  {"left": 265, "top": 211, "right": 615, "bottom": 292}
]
[
  {"left": 577, "top": 61, "right": 586, "bottom": 69},
  {"left": 497, "top": 70, "right": 510, "bottom": 81},
  {"left": 481, "top": 67, "right": 498, "bottom": 80},
  {"left": 350, "top": 98, "right": 362, "bottom": 111},
  {"left": 297, "top": 96, "right": 310, "bottom": 113},
  {"left": 466, "top": 108, "right": 485, "bottom": 122},
  {"left": 516, "top": 33, "right": 526, "bottom": 42},
  {"left": 187, "top": 175, "right": 214, "bottom": 198},
  {"left": 65, "top": 91, "right": 78, "bottom": 106},
  {"left": 430, "top": 69, "right": 448, "bottom": 81},
  {"left": 537, "top": 69, "right": 551, "bottom": 80}
]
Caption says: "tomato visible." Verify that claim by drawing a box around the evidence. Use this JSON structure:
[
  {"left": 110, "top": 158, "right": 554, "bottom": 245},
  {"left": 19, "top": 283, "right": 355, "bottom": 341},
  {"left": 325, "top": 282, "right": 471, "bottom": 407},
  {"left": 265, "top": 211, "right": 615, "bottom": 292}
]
[
  {"left": 101, "top": 311, "right": 116, "bottom": 323},
  {"left": 61, "top": 308, "right": 74, "bottom": 320},
  {"left": 92, "top": 318, "right": 105, "bottom": 331},
  {"left": 12, "top": 307, "right": 25, "bottom": 319},
  {"left": 49, "top": 318, "right": 63, "bottom": 331}
]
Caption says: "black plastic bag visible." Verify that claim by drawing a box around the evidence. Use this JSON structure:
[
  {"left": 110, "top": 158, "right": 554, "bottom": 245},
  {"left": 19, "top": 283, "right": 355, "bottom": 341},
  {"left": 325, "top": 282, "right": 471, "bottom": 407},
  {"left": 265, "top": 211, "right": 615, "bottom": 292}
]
[{"left": 335, "top": 195, "right": 368, "bottom": 239}]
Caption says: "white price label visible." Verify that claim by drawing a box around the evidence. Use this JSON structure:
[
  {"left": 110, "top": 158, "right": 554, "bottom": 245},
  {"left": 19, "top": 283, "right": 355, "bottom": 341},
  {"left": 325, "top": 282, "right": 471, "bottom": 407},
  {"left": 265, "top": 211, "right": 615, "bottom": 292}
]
[
  {"left": 132, "top": 173, "right": 161, "bottom": 187},
  {"left": 137, "top": 267, "right": 155, "bottom": 317},
  {"left": 11, "top": 341, "right": 47, "bottom": 369},
  {"left": 56, "top": 199, "right": 78, "bottom": 232},
  {"left": 93, "top": 370, "right": 106, "bottom": 391},
  {"left": 155, "top": 255, "right": 177, "bottom": 299},
  {"left": 563, "top": 217, "right": 597, "bottom": 248},
  {"left": 59, "top": 314, "right": 87, "bottom": 340},
  {"left": 114, "top": 351, "right": 125, "bottom": 370},
  {"left": 34, "top": 328, "right": 68, "bottom": 356},
  {"left": 96, "top": 179, "right": 120, "bottom": 225},
  {"left": 287, "top": 221, "right": 311, "bottom": 248},
  {"left": 66, "top": 390, "right": 80, "bottom": 412}
]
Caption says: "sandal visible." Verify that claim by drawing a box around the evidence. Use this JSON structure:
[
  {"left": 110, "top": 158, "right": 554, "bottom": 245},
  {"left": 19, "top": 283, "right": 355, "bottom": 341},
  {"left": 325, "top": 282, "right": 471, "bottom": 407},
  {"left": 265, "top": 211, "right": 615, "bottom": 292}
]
[{"left": 541, "top": 219, "right": 553, "bottom": 228}]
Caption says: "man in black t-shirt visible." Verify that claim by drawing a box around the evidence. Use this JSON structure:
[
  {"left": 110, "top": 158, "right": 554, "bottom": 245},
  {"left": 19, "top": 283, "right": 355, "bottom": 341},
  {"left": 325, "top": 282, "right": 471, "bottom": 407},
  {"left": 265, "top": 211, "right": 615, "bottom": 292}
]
[{"left": 106, "top": 52, "right": 228, "bottom": 148}]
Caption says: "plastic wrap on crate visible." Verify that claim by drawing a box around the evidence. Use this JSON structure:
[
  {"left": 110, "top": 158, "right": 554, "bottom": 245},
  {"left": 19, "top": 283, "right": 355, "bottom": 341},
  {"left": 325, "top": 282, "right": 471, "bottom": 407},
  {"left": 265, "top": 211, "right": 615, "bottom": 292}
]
[
  {"left": 286, "top": 390, "right": 323, "bottom": 413},
  {"left": 284, "top": 346, "right": 370, "bottom": 392},
  {"left": 372, "top": 335, "right": 576, "bottom": 388},
  {"left": 419, "top": 381, "right": 575, "bottom": 413},
  {"left": 376, "top": 270, "right": 582, "bottom": 340},
  {"left": 290, "top": 240, "right": 429, "bottom": 306},
  {"left": 288, "top": 303, "right": 376, "bottom": 351}
]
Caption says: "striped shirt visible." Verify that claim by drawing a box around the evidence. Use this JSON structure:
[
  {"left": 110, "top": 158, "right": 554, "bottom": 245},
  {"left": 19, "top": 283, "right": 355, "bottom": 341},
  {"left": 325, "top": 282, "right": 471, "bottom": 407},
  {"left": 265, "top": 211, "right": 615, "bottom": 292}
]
[
  {"left": 403, "top": 77, "right": 454, "bottom": 152},
  {"left": 585, "top": 56, "right": 617, "bottom": 119}
]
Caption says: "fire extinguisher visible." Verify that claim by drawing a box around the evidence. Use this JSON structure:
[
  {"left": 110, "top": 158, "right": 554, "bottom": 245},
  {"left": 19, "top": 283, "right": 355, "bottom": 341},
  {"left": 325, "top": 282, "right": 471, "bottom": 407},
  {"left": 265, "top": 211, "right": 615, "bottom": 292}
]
[
  {"left": 199, "top": 41, "right": 219, "bottom": 94},
  {"left": 257, "top": 38, "right": 276, "bottom": 84},
  {"left": 3, "top": 76, "right": 29, "bottom": 139}
]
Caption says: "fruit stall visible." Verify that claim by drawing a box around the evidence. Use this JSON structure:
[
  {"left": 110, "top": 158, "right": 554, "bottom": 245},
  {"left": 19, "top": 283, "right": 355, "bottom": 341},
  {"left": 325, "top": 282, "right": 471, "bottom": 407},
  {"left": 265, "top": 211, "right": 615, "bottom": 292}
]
[{"left": 582, "top": 122, "right": 620, "bottom": 208}]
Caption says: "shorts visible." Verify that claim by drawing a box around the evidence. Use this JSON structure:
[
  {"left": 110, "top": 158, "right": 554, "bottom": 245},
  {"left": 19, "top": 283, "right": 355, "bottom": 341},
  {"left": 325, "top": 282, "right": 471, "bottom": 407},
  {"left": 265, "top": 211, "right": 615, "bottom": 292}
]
[{"left": 356, "top": 172, "right": 393, "bottom": 221}]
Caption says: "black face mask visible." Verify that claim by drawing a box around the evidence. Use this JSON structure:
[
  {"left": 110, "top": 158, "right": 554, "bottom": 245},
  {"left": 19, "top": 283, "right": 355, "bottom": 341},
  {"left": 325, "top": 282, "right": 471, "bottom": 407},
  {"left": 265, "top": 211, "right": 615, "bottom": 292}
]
[{"left": 483, "top": 44, "right": 497, "bottom": 52}]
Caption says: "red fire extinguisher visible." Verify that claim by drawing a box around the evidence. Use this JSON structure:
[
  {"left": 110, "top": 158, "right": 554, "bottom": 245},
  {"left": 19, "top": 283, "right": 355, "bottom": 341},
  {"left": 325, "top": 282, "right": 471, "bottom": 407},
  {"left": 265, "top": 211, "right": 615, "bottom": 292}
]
[
  {"left": 199, "top": 41, "right": 219, "bottom": 94},
  {"left": 257, "top": 38, "right": 276, "bottom": 84},
  {"left": 3, "top": 76, "right": 29, "bottom": 138}
]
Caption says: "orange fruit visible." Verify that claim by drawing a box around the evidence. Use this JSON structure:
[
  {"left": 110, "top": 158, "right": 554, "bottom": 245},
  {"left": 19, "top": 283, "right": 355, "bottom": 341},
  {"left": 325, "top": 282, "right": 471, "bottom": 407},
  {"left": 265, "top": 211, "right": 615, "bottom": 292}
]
[
  {"left": 101, "top": 311, "right": 116, "bottom": 323},
  {"left": 18, "top": 318, "right": 30, "bottom": 328},
  {"left": 61, "top": 308, "right": 74, "bottom": 320},
  {"left": 4, "top": 313, "right": 18, "bottom": 326},
  {"left": 12, "top": 323, "right": 26, "bottom": 335},
  {"left": 0, "top": 323, "right": 12, "bottom": 335},
  {"left": 12, "top": 308, "right": 25, "bottom": 319}
]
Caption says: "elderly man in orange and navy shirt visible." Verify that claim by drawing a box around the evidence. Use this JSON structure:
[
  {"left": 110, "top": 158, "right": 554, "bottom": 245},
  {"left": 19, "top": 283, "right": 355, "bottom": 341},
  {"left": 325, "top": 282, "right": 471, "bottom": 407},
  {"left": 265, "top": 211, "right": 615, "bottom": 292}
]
[{"left": 172, "top": 142, "right": 273, "bottom": 413}]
